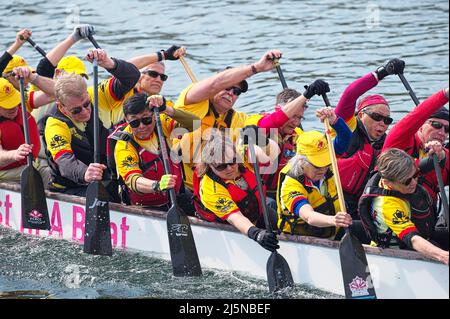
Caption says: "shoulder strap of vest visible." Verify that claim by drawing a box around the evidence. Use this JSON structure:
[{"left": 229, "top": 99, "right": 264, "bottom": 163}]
[{"left": 208, "top": 101, "right": 235, "bottom": 128}]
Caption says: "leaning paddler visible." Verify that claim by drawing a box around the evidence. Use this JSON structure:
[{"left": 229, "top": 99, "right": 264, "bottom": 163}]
[
  {"left": 333, "top": 58, "right": 405, "bottom": 218},
  {"left": 276, "top": 108, "right": 358, "bottom": 240},
  {"left": 173, "top": 50, "right": 283, "bottom": 191},
  {"left": 244, "top": 80, "right": 331, "bottom": 209},
  {"left": 358, "top": 148, "right": 448, "bottom": 265},
  {"left": 110, "top": 93, "right": 200, "bottom": 210},
  {"left": 42, "top": 49, "right": 138, "bottom": 197},
  {"left": 382, "top": 88, "right": 449, "bottom": 211},
  {"left": 193, "top": 129, "right": 280, "bottom": 252}
]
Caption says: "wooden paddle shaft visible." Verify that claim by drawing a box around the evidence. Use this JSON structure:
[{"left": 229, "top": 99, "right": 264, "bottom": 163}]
[
  {"left": 18, "top": 77, "right": 33, "bottom": 167},
  {"left": 322, "top": 94, "right": 347, "bottom": 213},
  {"left": 153, "top": 107, "right": 177, "bottom": 206},
  {"left": 179, "top": 56, "right": 198, "bottom": 83},
  {"left": 92, "top": 59, "right": 100, "bottom": 164}
]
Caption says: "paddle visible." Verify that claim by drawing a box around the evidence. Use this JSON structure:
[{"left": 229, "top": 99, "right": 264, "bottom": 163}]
[
  {"left": 179, "top": 56, "right": 198, "bottom": 83},
  {"left": 18, "top": 77, "right": 50, "bottom": 230},
  {"left": 83, "top": 58, "right": 112, "bottom": 256},
  {"left": 152, "top": 101, "right": 202, "bottom": 276},
  {"left": 397, "top": 73, "right": 449, "bottom": 225},
  {"left": 322, "top": 93, "right": 377, "bottom": 299},
  {"left": 272, "top": 59, "right": 288, "bottom": 89},
  {"left": 87, "top": 35, "right": 101, "bottom": 50},
  {"left": 247, "top": 134, "right": 294, "bottom": 293},
  {"left": 20, "top": 36, "right": 47, "bottom": 58}
]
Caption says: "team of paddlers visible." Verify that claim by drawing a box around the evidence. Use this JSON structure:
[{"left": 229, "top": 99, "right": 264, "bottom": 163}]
[{"left": 0, "top": 25, "right": 448, "bottom": 265}]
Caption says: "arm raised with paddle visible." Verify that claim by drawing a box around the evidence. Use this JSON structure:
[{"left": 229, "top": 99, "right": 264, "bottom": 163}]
[{"left": 321, "top": 93, "right": 377, "bottom": 299}]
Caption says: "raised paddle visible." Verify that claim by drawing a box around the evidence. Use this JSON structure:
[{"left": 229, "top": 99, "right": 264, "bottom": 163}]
[
  {"left": 83, "top": 58, "right": 112, "bottom": 256},
  {"left": 152, "top": 100, "right": 202, "bottom": 276},
  {"left": 18, "top": 77, "right": 50, "bottom": 230},
  {"left": 20, "top": 36, "right": 47, "bottom": 58},
  {"left": 247, "top": 133, "right": 294, "bottom": 293},
  {"left": 322, "top": 93, "right": 377, "bottom": 299},
  {"left": 397, "top": 73, "right": 449, "bottom": 225},
  {"left": 179, "top": 56, "right": 198, "bottom": 83},
  {"left": 87, "top": 35, "right": 101, "bottom": 50}
]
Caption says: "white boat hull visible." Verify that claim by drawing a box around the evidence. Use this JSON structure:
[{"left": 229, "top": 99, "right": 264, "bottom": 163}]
[{"left": 0, "top": 183, "right": 448, "bottom": 299}]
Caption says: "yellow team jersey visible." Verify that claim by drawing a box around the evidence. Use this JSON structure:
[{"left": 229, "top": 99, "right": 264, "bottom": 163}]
[
  {"left": 44, "top": 116, "right": 86, "bottom": 160},
  {"left": 371, "top": 182, "right": 418, "bottom": 240},
  {"left": 87, "top": 77, "right": 135, "bottom": 129},
  {"left": 277, "top": 163, "right": 341, "bottom": 236},
  {"left": 173, "top": 84, "right": 249, "bottom": 190}
]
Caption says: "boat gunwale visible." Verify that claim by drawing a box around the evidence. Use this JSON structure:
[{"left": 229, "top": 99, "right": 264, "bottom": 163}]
[{"left": 0, "top": 181, "right": 441, "bottom": 263}]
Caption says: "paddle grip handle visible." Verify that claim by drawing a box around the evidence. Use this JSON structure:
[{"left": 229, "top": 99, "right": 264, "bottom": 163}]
[
  {"left": 87, "top": 35, "right": 101, "bottom": 49},
  {"left": 92, "top": 59, "right": 100, "bottom": 164},
  {"left": 153, "top": 107, "right": 177, "bottom": 206},
  {"left": 23, "top": 38, "right": 47, "bottom": 57},
  {"left": 247, "top": 137, "right": 273, "bottom": 233},
  {"left": 18, "top": 77, "right": 33, "bottom": 166}
]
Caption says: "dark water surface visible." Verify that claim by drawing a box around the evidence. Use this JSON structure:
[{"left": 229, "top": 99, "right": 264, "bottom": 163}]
[{"left": 1, "top": 0, "right": 448, "bottom": 299}]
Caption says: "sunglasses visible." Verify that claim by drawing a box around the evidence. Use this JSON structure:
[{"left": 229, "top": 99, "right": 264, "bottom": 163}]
[
  {"left": 142, "top": 70, "right": 168, "bottom": 81},
  {"left": 68, "top": 100, "right": 91, "bottom": 115},
  {"left": 128, "top": 116, "right": 153, "bottom": 128},
  {"left": 400, "top": 169, "right": 420, "bottom": 186},
  {"left": 363, "top": 111, "right": 393, "bottom": 125},
  {"left": 225, "top": 86, "right": 242, "bottom": 96},
  {"left": 212, "top": 157, "right": 237, "bottom": 171},
  {"left": 428, "top": 120, "right": 449, "bottom": 133},
  {"left": 307, "top": 160, "right": 329, "bottom": 170}
]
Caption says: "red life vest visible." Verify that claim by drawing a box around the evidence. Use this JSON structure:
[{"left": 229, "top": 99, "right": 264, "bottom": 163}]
[
  {"left": 0, "top": 107, "right": 40, "bottom": 171},
  {"left": 192, "top": 166, "right": 264, "bottom": 224},
  {"left": 107, "top": 125, "right": 182, "bottom": 207},
  {"left": 338, "top": 141, "right": 378, "bottom": 196}
]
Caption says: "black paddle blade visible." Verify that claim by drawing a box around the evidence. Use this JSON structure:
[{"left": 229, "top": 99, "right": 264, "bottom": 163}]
[
  {"left": 339, "top": 231, "right": 377, "bottom": 299},
  {"left": 267, "top": 251, "right": 294, "bottom": 293},
  {"left": 83, "top": 181, "right": 112, "bottom": 256},
  {"left": 167, "top": 206, "right": 202, "bottom": 277},
  {"left": 20, "top": 166, "right": 50, "bottom": 230}
]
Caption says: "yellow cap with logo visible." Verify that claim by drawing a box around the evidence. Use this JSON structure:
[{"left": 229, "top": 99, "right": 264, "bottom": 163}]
[
  {"left": 57, "top": 56, "right": 88, "bottom": 79},
  {"left": 296, "top": 130, "right": 331, "bottom": 167},
  {"left": 0, "top": 78, "right": 21, "bottom": 109},
  {"left": 3, "top": 55, "right": 32, "bottom": 74}
]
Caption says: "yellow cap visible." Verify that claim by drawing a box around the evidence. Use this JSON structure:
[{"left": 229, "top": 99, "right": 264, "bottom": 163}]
[
  {"left": 0, "top": 78, "right": 21, "bottom": 109},
  {"left": 57, "top": 56, "right": 88, "bottom": 79},
  {"left": 296, "top": 130, "right": 331, "bottom": 167},
  {"left": 3, "top": 55, "right": 32, "bottom": 74}
]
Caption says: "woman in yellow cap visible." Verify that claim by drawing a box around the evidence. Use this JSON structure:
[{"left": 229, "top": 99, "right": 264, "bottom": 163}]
[{"left": 276, "top": 107, "right": 357, "bottom": 239}]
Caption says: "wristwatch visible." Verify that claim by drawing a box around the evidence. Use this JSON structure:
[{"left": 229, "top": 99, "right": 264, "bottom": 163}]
[{"left": 152, "top": 181, "right": 160, "bottom": 192}]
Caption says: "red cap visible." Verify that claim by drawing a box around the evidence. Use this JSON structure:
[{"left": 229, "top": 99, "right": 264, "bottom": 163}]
[{"left": 357, "top": 94, "right": 389, "bottom": 113}]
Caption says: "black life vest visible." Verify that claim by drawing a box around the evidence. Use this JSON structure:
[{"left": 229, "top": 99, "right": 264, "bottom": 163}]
[
  {"left": 358, "top": 172, "right": 436, "bottom": 248},
  {"left": 39, "top": 105, "right": 109, "bottom": 189}
]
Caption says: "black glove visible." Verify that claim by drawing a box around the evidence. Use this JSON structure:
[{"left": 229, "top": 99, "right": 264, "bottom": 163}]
[
  {"left": 375, "top": 58, "right": 405, "bottom": 81},
  {"left": 303, "top": 79, "right": 330, "bottom": 99},
  {"left": 241, "top": 125, "right": 268, "bottom": 146},
  {"left": 147, "top": 95, "right": 167, "bottom": 113},
  {"left": 247, "top": 226, "right": 280, "bottom": 252},
  {"left": 162, "top": 45, "right": 181, "bottom": 61}
]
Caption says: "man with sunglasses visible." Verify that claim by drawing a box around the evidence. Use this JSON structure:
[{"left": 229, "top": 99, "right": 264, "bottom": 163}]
[
  {"left": 173, "top": 49, "right": 283, "bottom": 191},
  {"left": 359, "top": 149, "right": 448, "bottom": 264},
  {"left": 42, "top": 48, "right": 140, "bottom": 197},
  {"left": 332, "top": 58, "right": 405, "bottom": 218},
  {"left": 383, "top": 88, "right": 449, "bottom": 211},
  {"left": 111, "top": 93, "right": 199, "bottom": 209}
]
